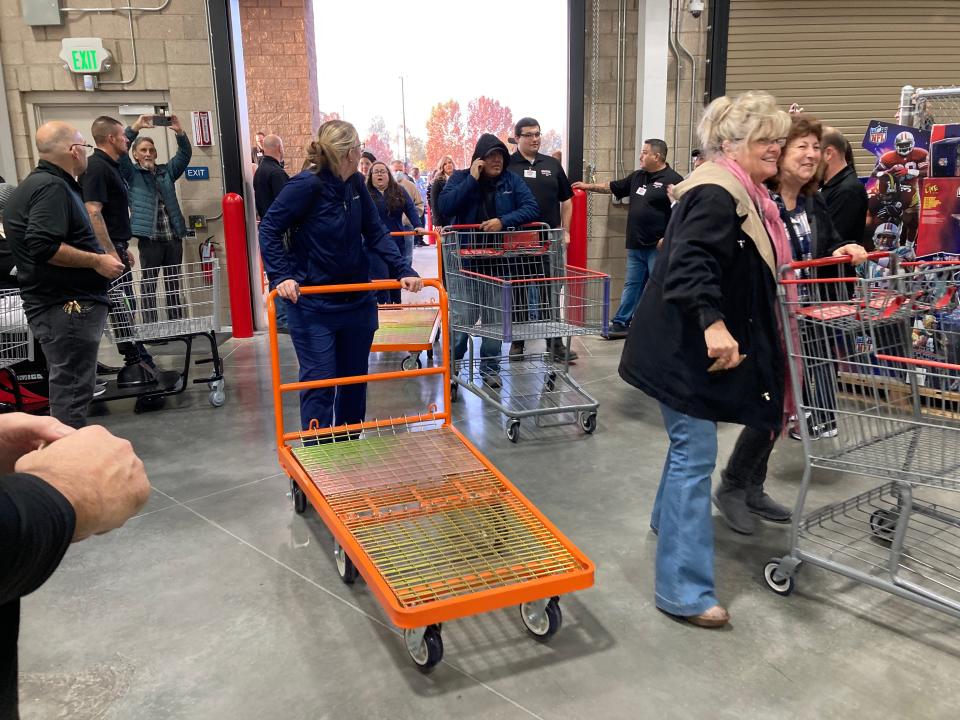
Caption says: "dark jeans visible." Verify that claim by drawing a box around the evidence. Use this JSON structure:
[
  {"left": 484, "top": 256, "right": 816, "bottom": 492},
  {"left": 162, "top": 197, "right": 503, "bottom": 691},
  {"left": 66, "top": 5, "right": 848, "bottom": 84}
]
[
  {"left": 285, "top": 298, "right": 378, "bottom": 432},
  {"left": 139, "top": 237, "right": 184, "bottom": 323},
  {"left": 721, "top": 426, "right": 776, "bottom": 495},
  {"left": 29, "top": 302, "right": 108, "bottom": 428}
]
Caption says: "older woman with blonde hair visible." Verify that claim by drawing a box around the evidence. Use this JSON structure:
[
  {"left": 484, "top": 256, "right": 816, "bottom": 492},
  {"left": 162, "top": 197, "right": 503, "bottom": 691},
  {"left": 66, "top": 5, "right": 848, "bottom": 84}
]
[
  {"left": 259, "top": 120, "right": 423, "bottom": 433},
  {"left": 619, "top": 91, "right": 794, "bottom": 627}
]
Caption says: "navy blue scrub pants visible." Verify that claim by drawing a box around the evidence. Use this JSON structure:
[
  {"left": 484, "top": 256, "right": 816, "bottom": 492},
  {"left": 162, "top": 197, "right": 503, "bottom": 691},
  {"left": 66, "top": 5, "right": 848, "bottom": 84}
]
[{"left": 284, "top": 297, "right": 379, "bottom": 434}]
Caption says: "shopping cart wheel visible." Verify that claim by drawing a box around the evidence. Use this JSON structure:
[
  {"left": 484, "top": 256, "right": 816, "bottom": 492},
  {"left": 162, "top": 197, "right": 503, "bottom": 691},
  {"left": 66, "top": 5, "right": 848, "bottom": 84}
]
[
  {"left": 209, "top": 389, "right": 225, "bottom": 407},
  {"left": 290, "top": 480, "right": 307, "bottom": 515},
  {"left": 333, "top": 540, "right": 359, "bottom": 585},
  {"left": 869, "top": 509, "right": 898, "bottom": 542},
  {"left": 506, "top": 418, "right": 521, "bottom": 443},
  {"left": 401, "top": 354, "right": 421, "bottom": 371},
  {"left": 763, "top": 559, "right": 796, "bottom": 597},
  {"left": 578, "top": 411, "right": 598, "bottom": 434},
  {"left": 520, "top": 597, "right": 562, "bottom": 641},
  {"left": 404, "top": 625, "right": 443, "bottom": 672}
]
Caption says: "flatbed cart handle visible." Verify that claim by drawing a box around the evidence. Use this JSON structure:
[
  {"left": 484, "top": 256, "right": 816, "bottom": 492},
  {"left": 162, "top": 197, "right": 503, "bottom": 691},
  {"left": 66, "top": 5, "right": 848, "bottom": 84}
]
[
  {"left": 390, "top": 230, "right": 439, "bottom": 238},
  {"left": 875, "top": 354, "right": 960, "bottom": 373},
  {"left": 267, "top": 279, "right": 451, "bottom": 448},
  {"left": 786, "top": 250, "right": 892, "bottom": 271}
]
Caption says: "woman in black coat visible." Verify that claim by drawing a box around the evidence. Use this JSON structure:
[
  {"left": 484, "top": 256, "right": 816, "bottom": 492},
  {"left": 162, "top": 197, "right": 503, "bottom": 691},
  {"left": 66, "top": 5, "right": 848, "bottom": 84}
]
[
  {"left": 712, "top": 114, "right": 867, "bottom": 536},
  {"left": 428, "top": 155, "right": 455, "bottom": 228}
]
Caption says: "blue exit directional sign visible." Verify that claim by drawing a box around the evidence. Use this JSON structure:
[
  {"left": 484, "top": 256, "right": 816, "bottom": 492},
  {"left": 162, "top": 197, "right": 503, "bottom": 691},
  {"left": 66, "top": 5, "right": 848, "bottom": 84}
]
[{"left": 185, "top": 166, "right": 209, "bottom": 181}]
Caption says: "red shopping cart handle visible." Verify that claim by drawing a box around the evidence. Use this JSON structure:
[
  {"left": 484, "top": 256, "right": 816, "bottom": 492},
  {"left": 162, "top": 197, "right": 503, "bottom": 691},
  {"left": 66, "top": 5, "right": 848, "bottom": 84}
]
[
  {"left": 787, "top": 250, "right": 891, "bottom": 271},
  {"left": 443, "top": 222, "right": 551, "bottom": 231},
  {"left": 875, "top": 354, "right": 960, "bottom": 373}
]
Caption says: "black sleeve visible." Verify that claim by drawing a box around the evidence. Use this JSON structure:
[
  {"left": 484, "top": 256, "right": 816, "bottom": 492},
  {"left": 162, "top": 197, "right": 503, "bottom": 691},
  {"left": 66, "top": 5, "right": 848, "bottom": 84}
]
[
  {"left": 662, "top": 185, "right": 741, "bottom": 330},
  {"left": 22, "top": 183, "right": 70, "bottom": 263},
  {"left": 79, "top": 165, "right": 109, "bottom": 206},
  {"left": 609, "top": 173, "right": 633, "bottom": 200},
  {"left": 556, "top": 164, "right": 574, "bottom": 202},
  {"left": 813, "top": 194, "right": 847, "bottom": 256},
  {"left": 0, "top": 474, "right": 76, "bottom": 606},
  {"left": 270, "top": 168, "right": 289, "bottom": 201}
]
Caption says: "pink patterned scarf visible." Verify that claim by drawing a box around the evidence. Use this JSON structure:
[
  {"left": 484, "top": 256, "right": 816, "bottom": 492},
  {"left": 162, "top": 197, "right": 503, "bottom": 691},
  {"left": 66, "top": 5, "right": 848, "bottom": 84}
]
[{"left": 714, "top": 156, "right": 799, "bottom": 428}]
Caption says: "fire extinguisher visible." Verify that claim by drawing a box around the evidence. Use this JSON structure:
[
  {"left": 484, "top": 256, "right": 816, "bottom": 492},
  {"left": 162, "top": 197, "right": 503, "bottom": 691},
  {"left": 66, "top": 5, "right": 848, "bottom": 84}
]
[{"left": 199, "top": 236, "right": 219, "bottom": 283}]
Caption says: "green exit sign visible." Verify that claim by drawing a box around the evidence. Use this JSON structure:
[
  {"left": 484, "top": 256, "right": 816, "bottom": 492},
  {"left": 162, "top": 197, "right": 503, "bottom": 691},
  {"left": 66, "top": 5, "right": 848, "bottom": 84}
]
[{"left": 59, "top": 38, "right": 111, "bottom": 74}]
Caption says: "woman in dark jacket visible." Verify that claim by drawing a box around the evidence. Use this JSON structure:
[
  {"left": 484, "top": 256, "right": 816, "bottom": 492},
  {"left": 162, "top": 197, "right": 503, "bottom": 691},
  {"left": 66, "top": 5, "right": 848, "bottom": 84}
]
[
  {"left": 428, "top": 155, "right": 455, "bottom": 228},
  {"left": 619, "top": 92, "right": 795, "bottom": 628},
  {"left": 366, "top": 161, "right": 425, "bottom": 303},
  {"left": 713, "top": 114, "right": 867, "bottom": 536},
  {"left": 259, "top": 120, "right": 423, "bottom": 433}
]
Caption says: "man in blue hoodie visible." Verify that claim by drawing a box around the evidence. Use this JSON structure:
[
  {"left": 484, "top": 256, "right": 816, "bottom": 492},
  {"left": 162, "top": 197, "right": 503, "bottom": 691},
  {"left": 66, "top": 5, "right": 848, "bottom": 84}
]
[{"left": 438, "top": 133, "right": 539, "bottom": 388}]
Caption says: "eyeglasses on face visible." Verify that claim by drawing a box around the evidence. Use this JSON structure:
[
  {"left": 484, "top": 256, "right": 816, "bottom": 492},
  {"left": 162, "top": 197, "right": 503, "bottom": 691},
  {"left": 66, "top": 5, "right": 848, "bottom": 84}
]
[
  {"left": 70, "top": 143, "right": 93, "bottom": 151},
  {"left": 519, "top": 132, "right": 541, "bottom": 139}
]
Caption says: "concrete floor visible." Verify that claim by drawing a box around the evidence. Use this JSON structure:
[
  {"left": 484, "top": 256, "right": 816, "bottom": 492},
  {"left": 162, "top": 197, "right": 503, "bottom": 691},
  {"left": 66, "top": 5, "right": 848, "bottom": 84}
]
[{"left": 16, "top": 247, "right": 960, "bottom": 719}]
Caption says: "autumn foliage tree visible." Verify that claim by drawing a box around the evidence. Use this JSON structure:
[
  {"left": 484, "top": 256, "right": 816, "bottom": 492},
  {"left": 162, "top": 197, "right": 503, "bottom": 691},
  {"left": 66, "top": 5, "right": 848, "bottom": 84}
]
[
  {"left": 465, "top": 96, "right": 514, "bottom": 151},
  {"left": 425, "top": 100, "right": 466, "bottom": 170},
  {"left": 362, "top": 132, "right": 393, "bottom": 164},
  {"left": 539, "top": 129, "right": 562, "bottom": 156}
]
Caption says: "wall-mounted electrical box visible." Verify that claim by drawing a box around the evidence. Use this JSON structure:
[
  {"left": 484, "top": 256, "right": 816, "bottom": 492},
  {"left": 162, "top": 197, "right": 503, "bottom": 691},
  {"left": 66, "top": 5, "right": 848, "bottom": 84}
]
[{"left": 22, "top": 0, "right": 62, "bottom": 27}]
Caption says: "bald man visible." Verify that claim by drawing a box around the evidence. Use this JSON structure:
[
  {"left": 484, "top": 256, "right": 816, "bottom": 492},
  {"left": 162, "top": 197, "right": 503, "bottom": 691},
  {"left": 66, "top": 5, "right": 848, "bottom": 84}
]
[
  {"left": 2, "top": 121, "right": 124, "bottom": 428},
  {"left": 253, "top": 134, "right": 290, "bottom": 329}
]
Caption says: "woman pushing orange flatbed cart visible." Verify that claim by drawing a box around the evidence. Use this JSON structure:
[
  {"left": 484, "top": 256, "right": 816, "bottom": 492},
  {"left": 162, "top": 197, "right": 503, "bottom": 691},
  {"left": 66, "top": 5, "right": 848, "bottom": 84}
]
[{"left": 268, "top": 279, "right": 594, "bottom": 671}]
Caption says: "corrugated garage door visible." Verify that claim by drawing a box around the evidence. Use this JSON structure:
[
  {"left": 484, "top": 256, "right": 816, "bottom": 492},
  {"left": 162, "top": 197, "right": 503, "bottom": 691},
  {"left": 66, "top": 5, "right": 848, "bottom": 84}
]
[{"left": 724, "top": 0, "right": 960, "bottom": 170}]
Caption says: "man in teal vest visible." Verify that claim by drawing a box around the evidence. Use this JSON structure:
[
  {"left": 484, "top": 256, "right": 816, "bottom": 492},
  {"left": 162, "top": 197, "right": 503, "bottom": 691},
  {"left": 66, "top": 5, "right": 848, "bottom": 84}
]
[{"left": 120, "top": 114, "right": 192, "bottom": 323}]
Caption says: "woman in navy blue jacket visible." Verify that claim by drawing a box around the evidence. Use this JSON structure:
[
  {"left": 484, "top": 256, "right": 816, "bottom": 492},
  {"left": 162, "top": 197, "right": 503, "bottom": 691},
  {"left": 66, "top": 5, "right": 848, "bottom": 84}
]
[
  {"left": 259, "top": 120, "right": 422, "bottom": 433},
  {"left": 366, "top": 161, "right": 425, "bottom": 303}
]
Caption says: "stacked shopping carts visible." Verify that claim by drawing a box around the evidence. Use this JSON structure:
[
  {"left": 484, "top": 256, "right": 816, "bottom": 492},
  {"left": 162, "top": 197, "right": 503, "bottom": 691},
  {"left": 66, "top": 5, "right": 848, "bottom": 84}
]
[
  {"left": 441, "top": 224, "right": 609, "bottom": 442},
  {"left": 765, "top": 252, "right": 960, "bottom": 618},
  {"left": 103, "top": 259, "right": 225, "bottom": 410}
]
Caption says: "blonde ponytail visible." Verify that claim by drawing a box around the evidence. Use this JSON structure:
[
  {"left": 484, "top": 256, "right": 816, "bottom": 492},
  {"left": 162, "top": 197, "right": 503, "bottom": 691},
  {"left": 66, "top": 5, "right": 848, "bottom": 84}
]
[{"left": 305, "top": 120, "right": 359, "bottom": 174}]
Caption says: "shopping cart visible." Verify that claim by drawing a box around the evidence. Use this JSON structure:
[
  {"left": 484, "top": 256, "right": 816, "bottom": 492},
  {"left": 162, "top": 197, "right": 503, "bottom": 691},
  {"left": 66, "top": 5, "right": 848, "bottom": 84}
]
[
  {"left": 371, "top": 231, "right": 441, "bottom": 371},
  {"left": 268, "top": 279, "right": 594, "bottom": 671},
  {"left": 0, "top": 288, "right": 32, "bottom": 411},
  {"left": 763, "top": 251, "right": 960, "bottom": 619},
  {"left": 440, "top": 224, "right": 610, "bottom": 442},
  {"left": 101, "top": 259, "right": 225, "bottom": 411}
]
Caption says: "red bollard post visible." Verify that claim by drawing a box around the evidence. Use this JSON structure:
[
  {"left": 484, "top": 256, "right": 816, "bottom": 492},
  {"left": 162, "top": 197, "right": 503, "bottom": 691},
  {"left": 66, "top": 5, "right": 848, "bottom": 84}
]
[
  {"left": 222, "top": 193, "right": 254, "bottom": 339},
  {"left": 569, "top": 188, "right": 587, "bottom": 268}
]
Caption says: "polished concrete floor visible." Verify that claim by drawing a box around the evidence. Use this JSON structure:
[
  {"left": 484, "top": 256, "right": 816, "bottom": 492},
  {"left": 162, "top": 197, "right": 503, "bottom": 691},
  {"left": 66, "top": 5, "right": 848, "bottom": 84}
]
[{"left": 16, "top": 249, "right": 960, "bottom": 719}]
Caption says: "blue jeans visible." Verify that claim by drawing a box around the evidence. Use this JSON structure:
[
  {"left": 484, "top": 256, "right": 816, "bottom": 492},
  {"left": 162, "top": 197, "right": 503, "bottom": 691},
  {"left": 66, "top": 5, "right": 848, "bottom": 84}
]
[
  {"left": 614, "top": 246, "right": 658, "bottom": 327},
  {"left": 650, "top": 402, "right": 719, "bottom": 616},
  {"left": 284, "top": 298, "right": 378, "bottom": 432},
  {"left": 453, "top": 333, "right": 503, "bottom": 374}
]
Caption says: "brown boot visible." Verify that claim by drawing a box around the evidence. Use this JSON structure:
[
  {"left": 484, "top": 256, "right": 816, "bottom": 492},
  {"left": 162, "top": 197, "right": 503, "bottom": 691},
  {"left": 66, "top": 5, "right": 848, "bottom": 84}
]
[{"left": 684, "top": 605, "right": 730, "bottom": 628}]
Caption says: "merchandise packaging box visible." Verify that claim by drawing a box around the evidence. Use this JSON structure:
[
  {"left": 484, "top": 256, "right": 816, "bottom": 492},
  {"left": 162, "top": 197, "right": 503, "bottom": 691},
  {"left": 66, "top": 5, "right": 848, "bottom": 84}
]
[
  {"left": 931, "top": 138, "right": 960, "bottom": 177},
  {"left": 931, "top": 123, "right": 960, "bottom": 143},
  {"left": 917, "top": 177, "right": 960, "bottom": 254}
]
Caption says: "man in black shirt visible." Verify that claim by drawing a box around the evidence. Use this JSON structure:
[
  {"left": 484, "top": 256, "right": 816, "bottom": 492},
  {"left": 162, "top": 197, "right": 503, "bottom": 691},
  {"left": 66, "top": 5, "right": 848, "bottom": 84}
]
[
  {"left": 253, "top": 134, "right": 290, "bottom": 330},
  {"left": 0, "top": 413, "right": 150, "bottom": 719},
  {"left": 820, "top": 127, "right": 869, "bottom": 247},
  {"left": 574, "top": 138, "right": 683, "bottom": 338},
  {"left": 81, "top": 116, "right": 156, "bottom": 384},
  {"left": 507, "top": 116, "right": 578, "bottom": 362},
  {"left": 3, "top": 122, "right": 124, "bottom": 428}
]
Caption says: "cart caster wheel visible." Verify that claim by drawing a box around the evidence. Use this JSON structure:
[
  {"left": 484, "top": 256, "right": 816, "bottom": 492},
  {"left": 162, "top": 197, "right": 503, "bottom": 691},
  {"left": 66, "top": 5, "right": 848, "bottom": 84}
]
[
  {"left": 578, "top": 411, "right": 597, "bottom": 434},
  {"left": 450, "top": 382, "right": 459, "bottom": 403},
  {"left": 869, "top": 509, "right": 898, "bottom": 541},
  {"left": 333, "top": 541, "right": 359, "bottom": 585},
  {"left": 291, "top": 480, "right": 307, "bottom": 515},
  {"left": 134, "top": 396, "right": 164, "bottom": 414},
  {"left": 763, "top": 559, "right": 796, "bottom": 596},
  {"left": 506, "top": 419, "right": 520, "bottom": 443},
  {"left": 401, "top": 354, "right": 422, "bottom": 371},
  {"left": 404, "top": 625, "right": 443, "bottom": 672},
  {"left": 520, "top": 597, "right": 562, "bottom": 641},
  {"left": 544, "top": 371, "right": 557, "bottom": 393},
  {"left": 209, "top": 390, "right": 225, "bottom": 407}
]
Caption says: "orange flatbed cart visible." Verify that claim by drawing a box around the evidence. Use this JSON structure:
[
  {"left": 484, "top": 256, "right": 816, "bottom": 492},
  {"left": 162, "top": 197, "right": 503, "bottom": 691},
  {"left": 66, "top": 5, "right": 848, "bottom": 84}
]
[{"left": 268, "top": 279, "right": 594, "bottom": 671}]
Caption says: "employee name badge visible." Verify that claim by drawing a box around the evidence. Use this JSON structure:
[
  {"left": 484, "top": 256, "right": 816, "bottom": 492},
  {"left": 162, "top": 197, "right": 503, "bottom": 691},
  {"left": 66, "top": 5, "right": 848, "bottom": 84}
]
[
  {"left": 524, "top": 169, "right": 537, "bottom": 178},
  {"left": 636, "top": 185, "right": 647, "bottom": 196}
]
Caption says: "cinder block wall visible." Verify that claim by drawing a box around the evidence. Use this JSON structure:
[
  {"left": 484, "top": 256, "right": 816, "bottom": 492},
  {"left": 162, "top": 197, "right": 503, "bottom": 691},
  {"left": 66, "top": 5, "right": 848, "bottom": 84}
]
[{"left": 238, "top": 0, "right": 320, "bottom": 176}]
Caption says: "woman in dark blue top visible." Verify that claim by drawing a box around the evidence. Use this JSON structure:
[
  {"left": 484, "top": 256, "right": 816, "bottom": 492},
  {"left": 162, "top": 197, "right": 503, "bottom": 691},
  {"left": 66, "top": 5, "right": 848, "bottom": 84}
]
[
  {"left": 366, "top": 161, "right": 425, "bottom": 303},
  {"left": 259, "top": 120, "right": 423, "bottom": 433}
]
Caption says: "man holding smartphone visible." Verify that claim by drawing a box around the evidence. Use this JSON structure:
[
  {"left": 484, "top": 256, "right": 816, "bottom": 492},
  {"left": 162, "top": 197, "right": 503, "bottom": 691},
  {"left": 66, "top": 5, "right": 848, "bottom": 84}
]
[{"left": 121, "top": 114, "right": 192, "bottom": 324}]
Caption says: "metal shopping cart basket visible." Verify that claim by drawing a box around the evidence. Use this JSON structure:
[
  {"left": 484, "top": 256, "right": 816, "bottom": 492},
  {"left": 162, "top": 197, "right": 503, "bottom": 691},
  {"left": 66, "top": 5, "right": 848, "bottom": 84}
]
[
  {"left": 371, "top": 231, "right": 441, "bottom": 371},
  {"left": 102, "top": 259, "right": 225, "bottom": 411},
  {"left": 268, "top": 279, "right": 594, "bottom": 671},
  {"left": 440, "top": 224, "right": 609, "bottom": 443},
  {"left": 763, "top": 251, "right": 960, "bottom": 619},
  {"left": 0, "top": 288, "right": 33, "bottom": 410}
]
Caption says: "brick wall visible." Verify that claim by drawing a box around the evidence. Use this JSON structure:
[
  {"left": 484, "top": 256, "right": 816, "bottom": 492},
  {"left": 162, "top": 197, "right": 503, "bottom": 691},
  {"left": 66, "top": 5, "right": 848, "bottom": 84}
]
[{"left": 239, "top": 0, "right": 319, "bottom": 175}]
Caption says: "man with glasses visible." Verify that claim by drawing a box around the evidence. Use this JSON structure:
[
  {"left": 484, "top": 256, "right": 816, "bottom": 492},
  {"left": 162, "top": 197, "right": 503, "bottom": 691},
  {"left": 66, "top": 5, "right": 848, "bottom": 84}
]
[
  {"left": 2, "top": 121, "right": 124, "bottom": 427},
  {"left": 507, "top": 117, "right": 578, "bottom": 362},
  {"left": 574, "top": 138, "right": 683, "bottom": 338}
]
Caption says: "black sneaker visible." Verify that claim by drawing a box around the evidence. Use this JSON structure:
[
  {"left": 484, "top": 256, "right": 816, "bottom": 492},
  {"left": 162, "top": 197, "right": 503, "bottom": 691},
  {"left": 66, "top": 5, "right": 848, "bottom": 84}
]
[
  {"left": 97, "top": 361, "right": 122, "bottom": 376},
  {"left": 604, "top": 322, "right": 629, "bottom": 340},
  {"left": 509, "top": 340, "right": 525, "bottom": 361},
  {"left": 482, "top": 371, "right": 502, "bottom": 389},
  {"left": 548, "top": 338, "right": 578, "bottom": 362},
  {"left": 93, "top": 380, "right": 107, "bottom": 397}
]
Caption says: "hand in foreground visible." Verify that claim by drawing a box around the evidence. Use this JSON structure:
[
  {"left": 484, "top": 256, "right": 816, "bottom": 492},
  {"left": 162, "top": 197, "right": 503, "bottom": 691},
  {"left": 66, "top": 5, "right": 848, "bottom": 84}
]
[
  {"left": 276, "top": 279, "right": 300, "bottom": 303},
  {"left": 832, "top": 244, "right": 869, "bottom": 265},
  {"left": 704, "top": 320, "right": 743, "bottom": 372},
  {"left": 97, "top": 253, "right": 126, "bottom": 279},
  {"left": 400, "top": 277, "right": 423, "bottom": 293},
  {"left": 15, "top": 425, "right": 150, "bottom": 542},
  {"left": 479, "top": 218, "right": 503, "bottom": 232},
  {"left": 0, "top": 413, "right": 73, "bottom": 475}
]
